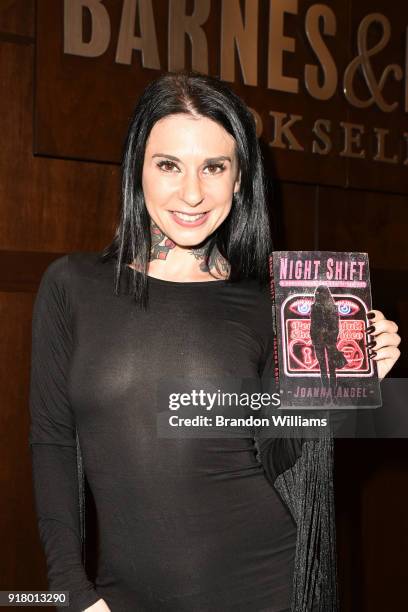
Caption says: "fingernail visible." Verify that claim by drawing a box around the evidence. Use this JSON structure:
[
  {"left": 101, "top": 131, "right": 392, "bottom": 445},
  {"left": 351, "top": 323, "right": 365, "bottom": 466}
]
[
  {"left": 366, "top": 325, "right": 375, "bottom": 334},
  {"left": 366, "top": 341, "right": 376, "bottom": 349},
  {"left": 367, "top": 312, "right": 376, "bottom": 320},
  {"left": 368, "top": 350, "right": 377, "bottom": 358}
]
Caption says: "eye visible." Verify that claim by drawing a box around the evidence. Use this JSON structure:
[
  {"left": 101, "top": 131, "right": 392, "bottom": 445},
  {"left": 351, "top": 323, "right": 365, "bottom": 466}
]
[
  {"left": 335, "top": 300, "right": 360, "bottom": 315},
  {"left": 204, "top": 163, "right": 226, "bottom": 175},
  {"left": 156, "top": 160, "right": 226, "bottom": 175},
  {"left": 156, "top": 160, "right": 179, "bottom": 172},
  {"left": 288, "top": 299, "right": 313, "bottom": 315}
]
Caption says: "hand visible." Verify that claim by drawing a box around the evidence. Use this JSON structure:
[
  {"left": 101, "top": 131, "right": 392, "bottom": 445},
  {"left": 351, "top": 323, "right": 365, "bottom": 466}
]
[
  {"left": 366, "top": 310, "right": 401, "bottom": 380},
  {"left": 83, "top": 598, "right": 111, "bottom": 611}
]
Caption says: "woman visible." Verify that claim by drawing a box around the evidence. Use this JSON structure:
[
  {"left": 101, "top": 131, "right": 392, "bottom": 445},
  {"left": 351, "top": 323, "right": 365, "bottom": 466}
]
[
  {"left": 310, "top": 285, "right": 348, "bottom": 395},
  {"left": 29, "top": 71, "right": 401, "bottom": 612}
]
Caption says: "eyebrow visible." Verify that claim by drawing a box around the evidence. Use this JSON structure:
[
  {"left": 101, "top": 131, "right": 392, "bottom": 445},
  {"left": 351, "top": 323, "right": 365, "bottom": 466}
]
[{"left": 152, "top": 154, "right": 232, "bottom": 164}]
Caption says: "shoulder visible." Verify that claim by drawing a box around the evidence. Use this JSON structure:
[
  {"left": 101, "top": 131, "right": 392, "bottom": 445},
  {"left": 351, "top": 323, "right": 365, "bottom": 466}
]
[
  {"left": 36, "top": 255, "right": 71, "bottom": 306},
  {"left": 36, "top": 251, "right": 113, "bottom": 310},
  {"left": 33, "top": 256, "right": 72, "bottom": 327},
  {"left": 40, "top": 251, "right": 112, "bottom": 286},
  {"left": 66, "top": 251, "right": 112, "bottom": 280}
]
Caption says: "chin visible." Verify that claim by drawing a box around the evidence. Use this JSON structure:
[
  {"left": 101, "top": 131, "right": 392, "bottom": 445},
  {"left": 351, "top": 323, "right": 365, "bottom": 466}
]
[
  {"left": 160, "top": 210, "right": 229, "bottom": 248},
  {"left": 168, "top": 230, "right": 211, "bottom": 249}
]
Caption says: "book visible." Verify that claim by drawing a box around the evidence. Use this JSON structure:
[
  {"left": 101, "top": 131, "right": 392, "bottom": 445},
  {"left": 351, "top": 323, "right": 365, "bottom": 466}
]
[{"left": 269, "top": 251, "right": 382, "bottom": 409}]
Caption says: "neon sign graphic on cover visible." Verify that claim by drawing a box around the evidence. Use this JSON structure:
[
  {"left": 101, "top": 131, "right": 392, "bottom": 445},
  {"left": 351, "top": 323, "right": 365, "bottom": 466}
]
[{"left": 281, "top": 294, "right": 373, "bottom": 378}]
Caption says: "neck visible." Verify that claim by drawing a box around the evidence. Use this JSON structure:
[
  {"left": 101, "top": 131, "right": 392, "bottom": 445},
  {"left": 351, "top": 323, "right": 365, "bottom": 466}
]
[{"left": 129, "top": 221, "right": 230, "bottom": 282}]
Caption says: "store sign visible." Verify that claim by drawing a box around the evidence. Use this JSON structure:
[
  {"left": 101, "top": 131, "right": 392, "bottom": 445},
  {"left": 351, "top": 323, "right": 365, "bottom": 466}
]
[{"left": 34, "top": 0, "right": 408, "bottom": 192}]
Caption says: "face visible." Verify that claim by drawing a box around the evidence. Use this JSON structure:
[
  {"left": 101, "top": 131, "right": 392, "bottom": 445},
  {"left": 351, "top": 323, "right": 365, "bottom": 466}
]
[{"left": 142, "top": 113, "right": 241, "bottom": 248}]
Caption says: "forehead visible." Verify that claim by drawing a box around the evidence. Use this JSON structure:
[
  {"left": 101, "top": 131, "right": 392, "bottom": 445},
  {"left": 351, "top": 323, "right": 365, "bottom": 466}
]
[{"left": 145, "top": 113, "right": 237, "bottom": 155}]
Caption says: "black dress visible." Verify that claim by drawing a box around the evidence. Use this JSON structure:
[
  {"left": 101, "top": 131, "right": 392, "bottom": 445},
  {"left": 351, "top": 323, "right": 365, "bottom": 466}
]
[{"left": 29, "top": 252, "right": 297, "bottom": 612}]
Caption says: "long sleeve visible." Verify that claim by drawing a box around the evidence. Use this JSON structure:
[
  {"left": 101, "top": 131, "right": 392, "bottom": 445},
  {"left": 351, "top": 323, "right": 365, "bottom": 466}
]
[{"left": 28, "top": 255, "right": 101, "bottom": 612}]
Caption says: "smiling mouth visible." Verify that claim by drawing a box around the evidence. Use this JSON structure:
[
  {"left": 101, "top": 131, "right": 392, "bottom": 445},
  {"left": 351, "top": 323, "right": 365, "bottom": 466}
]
[{"left": 171, "top": 211, "right": 208, "bottom": 222}]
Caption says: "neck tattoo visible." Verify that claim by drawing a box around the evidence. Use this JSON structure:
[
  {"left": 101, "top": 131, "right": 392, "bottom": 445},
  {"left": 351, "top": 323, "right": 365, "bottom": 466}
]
[
  {"left": 150, "top": 222, "right": 176, "bottom": 260},
  {"left": 149, "top": 221, "right": 230, "bottom": 278},
  {"left": 189, "top": 245, "right": 230, "bottom": 278}
]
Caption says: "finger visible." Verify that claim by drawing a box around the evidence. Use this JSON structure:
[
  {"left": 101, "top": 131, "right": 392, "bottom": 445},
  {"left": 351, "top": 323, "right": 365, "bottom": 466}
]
[
  {"left": 365, "top": 318, "right": 399, "bottom": 337},
  {"left": 370, "top": 345, "right": 401, "bottom": 362},
  {"left": 367, "top": 332, "right": 401, "bottom": 351},
  {"left": 367, "top": 309, "right": 385, "bottom": 321}
]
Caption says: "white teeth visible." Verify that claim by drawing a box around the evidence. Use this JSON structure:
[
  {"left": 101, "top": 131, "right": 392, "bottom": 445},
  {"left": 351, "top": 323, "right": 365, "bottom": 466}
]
[{"left": 173, "top": 212, "right": 206, "bottom": 222}]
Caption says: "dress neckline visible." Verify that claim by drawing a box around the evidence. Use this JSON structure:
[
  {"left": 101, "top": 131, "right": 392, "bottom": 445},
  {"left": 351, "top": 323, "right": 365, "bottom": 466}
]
[{"left": 124, "top": 263, "right": 229, "bottom": 288}]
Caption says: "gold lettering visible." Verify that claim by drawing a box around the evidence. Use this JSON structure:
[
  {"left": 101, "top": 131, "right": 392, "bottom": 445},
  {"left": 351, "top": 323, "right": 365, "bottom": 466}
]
[
  {"left": 220, "top": 0, "right": 258, "bottom": 86},
  {"left": 269, "top": 112, "right": 304, "bottom": 150},
  {"left": 339, "top": 122, "right": 365, "bottom": 158},
  {"left": 268, "top": 0, "right": 298, "bottom": 93},
  {"left": 343, "top": 13, "right": 403, "bottom": 112},
  {"left": 116, "top": 0, "right": 160, "bottom": 68},
  {"left": 64, "top": 0, "right": 110, "bottom": 57},
  {"left": 304, "top": 4, "right": 337, "bottom": 101},
  {"left": 373, "top": 128, "right": 398, "bottom": 163},
  {"left": 168, "top": 0, "right": 210, "bottom": 73},
  {"left": 312, "top": 119, "right": 332, "bottom": 154}
]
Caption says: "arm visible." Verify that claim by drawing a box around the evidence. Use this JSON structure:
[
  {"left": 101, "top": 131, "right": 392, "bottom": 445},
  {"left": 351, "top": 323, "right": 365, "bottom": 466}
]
[
  {"left": 255, "top": 326, "right": 355, "bottom": 479},
  {"left": 28, "top": 256, "right": 103, "bottom": 612}
]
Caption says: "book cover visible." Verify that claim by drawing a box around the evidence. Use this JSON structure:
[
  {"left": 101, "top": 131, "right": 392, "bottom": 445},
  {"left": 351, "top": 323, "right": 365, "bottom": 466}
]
[{"left": 269, "top": 251, "right": 382, "bottom": 409}]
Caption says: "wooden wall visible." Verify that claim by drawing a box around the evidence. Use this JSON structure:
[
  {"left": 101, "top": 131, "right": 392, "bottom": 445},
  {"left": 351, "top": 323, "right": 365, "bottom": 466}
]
[
  {"left": 0, "top": 0, "right": 120, "bottom": 604},
  {"left": 0, "top": 1, "right": 407, "bottom": 610}
]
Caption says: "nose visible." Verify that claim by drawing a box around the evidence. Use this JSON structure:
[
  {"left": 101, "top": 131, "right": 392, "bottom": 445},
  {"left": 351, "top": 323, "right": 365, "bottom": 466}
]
[{"left": 180, "top": 171, "right": 204, "bottom": 207}]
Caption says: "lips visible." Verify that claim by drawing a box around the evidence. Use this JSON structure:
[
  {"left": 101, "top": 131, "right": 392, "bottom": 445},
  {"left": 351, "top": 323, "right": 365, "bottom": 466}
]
[
  {"left": 173, "top": 211, "right": 206, "bottom": 221},
  {"left": 170, "top": 210, "right": 209, "bottom": 227}
]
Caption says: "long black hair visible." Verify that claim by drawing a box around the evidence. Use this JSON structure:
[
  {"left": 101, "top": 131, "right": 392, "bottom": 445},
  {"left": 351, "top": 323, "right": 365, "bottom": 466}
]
[{"left": 100, "top": 69, "right": 272, "bottom": 307}]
